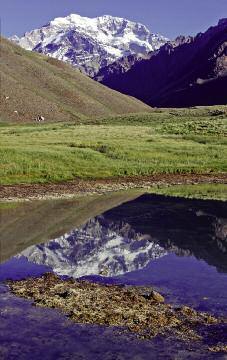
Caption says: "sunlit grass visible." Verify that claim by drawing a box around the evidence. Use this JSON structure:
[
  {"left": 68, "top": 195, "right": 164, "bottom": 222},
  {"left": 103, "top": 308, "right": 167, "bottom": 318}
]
[
  {"left": 0, "top": 111, "right": 226, "bottom": 185},
  {"left": 147, "top": 184, "right": 227, "bottom": 201}
]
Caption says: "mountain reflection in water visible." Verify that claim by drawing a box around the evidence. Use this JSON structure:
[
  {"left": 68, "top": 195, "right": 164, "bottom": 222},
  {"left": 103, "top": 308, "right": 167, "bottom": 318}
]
[
  {"left": 1, "top": 193, "right": 227, "bottom": 359},
  {"left": 15, "top": 194, "right": 227, "bottom": 278},
  {"left": 18, "top": 216, "right": 166, "bottom": 277}
]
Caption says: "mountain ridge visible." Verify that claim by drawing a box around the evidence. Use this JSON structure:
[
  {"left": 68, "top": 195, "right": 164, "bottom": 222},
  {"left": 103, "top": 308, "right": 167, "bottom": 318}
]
[
  {"left": 96, "top": 19, "right": 227, "bottom": 107},
  {"left": 10, "top": 13, "right": 168, "bottom": 77}
]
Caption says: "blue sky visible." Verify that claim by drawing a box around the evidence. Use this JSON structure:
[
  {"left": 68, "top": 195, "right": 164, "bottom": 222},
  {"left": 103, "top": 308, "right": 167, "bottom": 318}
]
[{"left": 1, "top": 0, "right": 227, "bottom": 39}]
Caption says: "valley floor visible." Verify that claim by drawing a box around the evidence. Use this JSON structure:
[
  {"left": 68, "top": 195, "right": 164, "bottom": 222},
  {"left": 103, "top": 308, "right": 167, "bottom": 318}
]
[{"left": 1, "top": 108, "right": 226, "bottom": 201}]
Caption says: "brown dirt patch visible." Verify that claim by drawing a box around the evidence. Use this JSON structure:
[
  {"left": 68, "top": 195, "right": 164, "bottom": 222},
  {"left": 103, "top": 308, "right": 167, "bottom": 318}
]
[{"left": 0, "top": 173, "right": 226, "bottom": 201}]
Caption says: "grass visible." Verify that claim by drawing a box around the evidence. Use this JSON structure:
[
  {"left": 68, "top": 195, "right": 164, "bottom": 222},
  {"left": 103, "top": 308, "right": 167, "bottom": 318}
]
[
  {"left": 0, "top": 202, "right": 21, "bottom": 210},
  {"left": 148, "top": 184, "right": 227, "bottom": 201},
  {"left": 0, "top": 109, "right": 226, "bottom": 185}
]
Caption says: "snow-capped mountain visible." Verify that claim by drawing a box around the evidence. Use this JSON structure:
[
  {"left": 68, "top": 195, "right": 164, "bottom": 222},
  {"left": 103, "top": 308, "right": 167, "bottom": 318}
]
[
  {"left": 18, "top": 216, "right": 166, "bottom": 278},
  {"left": 11, "top": 14, "right": 168, "bottom": 76}
]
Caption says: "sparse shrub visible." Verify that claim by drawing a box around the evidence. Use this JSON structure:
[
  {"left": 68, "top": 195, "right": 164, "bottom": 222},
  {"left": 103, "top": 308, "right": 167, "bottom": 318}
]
[{"left": 209, "top": 109, "right": 226, "bottom": 117}]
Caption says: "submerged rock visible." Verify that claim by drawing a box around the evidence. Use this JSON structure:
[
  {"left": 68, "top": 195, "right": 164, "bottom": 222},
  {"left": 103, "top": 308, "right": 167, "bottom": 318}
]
[
  {"left": 209, "top": 345, "right": 227, "bottom": 353},
  {"left": 7, "top": 272, "right": 223, "bottom": 344}
]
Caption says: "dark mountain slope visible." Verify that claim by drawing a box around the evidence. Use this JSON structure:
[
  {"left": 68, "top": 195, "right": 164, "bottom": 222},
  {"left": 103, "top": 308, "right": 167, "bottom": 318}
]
[{"left": 96, "top": 19, "right": 227, "bottom": 107}]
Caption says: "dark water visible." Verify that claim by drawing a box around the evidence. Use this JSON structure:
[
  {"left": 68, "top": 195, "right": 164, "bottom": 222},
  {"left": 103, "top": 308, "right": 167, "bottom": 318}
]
[{"left": 0, "top": 193, "right": 227, "bottom": 359}]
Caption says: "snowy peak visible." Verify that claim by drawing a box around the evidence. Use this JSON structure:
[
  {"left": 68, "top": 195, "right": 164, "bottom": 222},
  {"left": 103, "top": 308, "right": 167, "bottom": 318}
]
[
  {"left": 49, "top": 13, "right": 151, "bottom": 35},
  {"left": 11, "top": 13, "right": 168, "bottom": 76}
]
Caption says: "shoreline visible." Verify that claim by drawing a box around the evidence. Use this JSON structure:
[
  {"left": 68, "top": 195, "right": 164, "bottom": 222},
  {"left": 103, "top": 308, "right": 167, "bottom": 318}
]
[{"left": 0, "top": 173, "right": 227, "bottom": 202}]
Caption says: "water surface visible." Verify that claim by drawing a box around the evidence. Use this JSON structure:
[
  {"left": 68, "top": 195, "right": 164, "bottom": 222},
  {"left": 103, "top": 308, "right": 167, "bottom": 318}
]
[{"left": 1, "top": 193, "right": 227, "bottom": 358}]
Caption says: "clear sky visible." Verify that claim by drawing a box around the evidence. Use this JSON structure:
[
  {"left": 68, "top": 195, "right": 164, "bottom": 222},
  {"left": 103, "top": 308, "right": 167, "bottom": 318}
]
[{"left": 1, "top": 0, "right": 227, "bottom": 39}]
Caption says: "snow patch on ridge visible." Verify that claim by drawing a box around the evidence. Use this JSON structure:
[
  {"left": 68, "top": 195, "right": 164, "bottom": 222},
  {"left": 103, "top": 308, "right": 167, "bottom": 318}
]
[{"left": 10, "top": 13, "right": 168, "bottom": 76}]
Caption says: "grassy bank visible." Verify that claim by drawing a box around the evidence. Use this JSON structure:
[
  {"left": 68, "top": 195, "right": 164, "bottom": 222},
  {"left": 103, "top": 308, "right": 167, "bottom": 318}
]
[
  {"left": 0, "top": 109, "right": 226, "bottom": 185},
  {"left": 148, "top": 184, "right": 227, "bottom": 201}
]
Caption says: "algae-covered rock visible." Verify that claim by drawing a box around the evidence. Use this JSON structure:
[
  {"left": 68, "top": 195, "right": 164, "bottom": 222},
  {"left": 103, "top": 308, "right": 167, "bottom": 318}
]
[{"left": 7, "top": 273, "right": 222, "bottom": 342}]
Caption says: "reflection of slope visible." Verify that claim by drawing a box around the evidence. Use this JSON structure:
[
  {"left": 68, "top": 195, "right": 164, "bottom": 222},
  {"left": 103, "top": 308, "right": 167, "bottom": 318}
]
[
  {"left": 0, "top": 191, "right": 141, "bottom": 264},
  {"left": 19, "top": 216, "right": 166, "bottom": 278}
]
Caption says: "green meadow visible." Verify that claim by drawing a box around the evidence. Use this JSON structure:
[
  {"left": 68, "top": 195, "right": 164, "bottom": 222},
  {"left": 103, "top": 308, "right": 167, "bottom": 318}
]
[
  {"left": 148, "top": 184, "right": 227, "bottom": 201},
  {"left": 0, "top": 109, "right": 227, "bottom": 185}
]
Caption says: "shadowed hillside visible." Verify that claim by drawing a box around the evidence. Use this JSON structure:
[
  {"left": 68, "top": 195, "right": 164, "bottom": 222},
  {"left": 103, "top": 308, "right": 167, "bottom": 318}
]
[
  {"left": 96, "top": 19, "right": 227, "bottom": 107},
  {"left": 0, "top": 37, "right": 151, "bottom": 123}
]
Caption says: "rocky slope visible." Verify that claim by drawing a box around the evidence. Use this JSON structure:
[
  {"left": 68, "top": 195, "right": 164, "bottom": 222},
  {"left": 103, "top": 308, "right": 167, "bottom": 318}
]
[
  {"left": 0, "top": 37, "right": 151, "bottom": 123},
  {"left": 96, "top": 19, "right": 227, "bottom": 107},
  {"left": 11, "top": 14, "right": 168, "bottom": 77}
]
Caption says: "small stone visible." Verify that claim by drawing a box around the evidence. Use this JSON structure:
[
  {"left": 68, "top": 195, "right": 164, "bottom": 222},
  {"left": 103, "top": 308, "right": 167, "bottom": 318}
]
[{"left": 143, "top": 290, "right": 165, "bottom": 303}]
